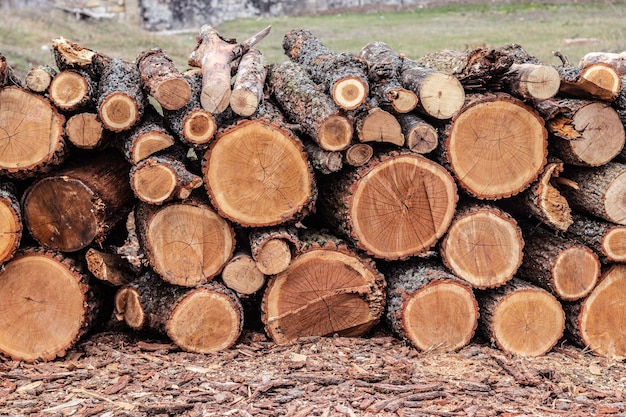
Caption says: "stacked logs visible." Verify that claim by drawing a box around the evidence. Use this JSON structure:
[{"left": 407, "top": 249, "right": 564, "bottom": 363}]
[{"left": 0, "top": 26, "right": 625, "bottom": 362}]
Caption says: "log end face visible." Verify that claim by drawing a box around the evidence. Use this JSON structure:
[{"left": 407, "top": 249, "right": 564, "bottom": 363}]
[
  {"left": 332, "top": 77, "right": 368, "bottom": 110},
  {"left": 0, "top": 198, "right": 22, "bottom": 264},
  {"left": 602, "top": 227, "right": 626, "bottom": 262},
  {"left": 99, "top": 93, "right": 140, "bottom": 131},
  {"left": 114, "top": 287, "right": 145, "bottom": 330},
  {"left": 153, "top": 78, "right": 192, "bottom": 111},
  {"left": 553, "top": 246, "right": 600, "bottom": 301},
  {"left": 131, "top": 163, "right": 177, "bottom": 205},
  {"left": 182, "top": 110, "right": 216, "bottom": 146},
  {"left": 604, "top": 170, "right": 626, "bottom": 225},
  {"left": 524, "top": 65, "right": 561, "bottom": 100},
  {"left": 318, "top": 114, "right": 353, "bottom": 151},
  {"left": 420, "top": 73, "right": 465, "bottom": 120}
]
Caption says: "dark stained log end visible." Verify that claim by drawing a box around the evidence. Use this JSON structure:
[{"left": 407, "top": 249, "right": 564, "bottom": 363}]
[{"left": 318, "top": 114, "right": 353, "bottom": 151}]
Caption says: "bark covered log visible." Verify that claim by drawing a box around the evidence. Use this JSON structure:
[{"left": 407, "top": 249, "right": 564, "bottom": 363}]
[
  {"left": 565, "top": 212, "right": 626, "bottom": 263},
  {"left": 0, "top": 53, "right": 23, "bottom": 88},
  {"left": 230, "top": 48, "right": 268, "bottom": 117},
  {"left": 98, "top": 58, "right": 146, "bottom": 132},
  {"left": 249, "top": 226, "right": 299, "bottom": 276},
  {"left": 397, "top": 113, "right": 438, "bottom": 154},
  {"left": 0, "top": 181, "right": 22, "bottom": 265},
  {"left": 221, "top": 252, "right": 266, "bottom": 296},
  {"left": 136, "top": 48, "right": 191, "bottom": 111},
  {"left": 123, "top": 108, "right": 176, "bottom": 163},
  {"left": 49, "top": 69, "right": 96, "bottom": 112},
  {"left": 557, "top": 63, "right": 621, "bottom": 102},
  {"left": 65, "top": 112, "right": 109, "bottom": 150},
  {"left": 25, "top": 65, "right": 56, "bottom": 93}
]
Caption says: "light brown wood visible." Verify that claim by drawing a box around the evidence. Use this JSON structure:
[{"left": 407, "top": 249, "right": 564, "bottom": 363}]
[
  {"left": 136, "top": 48, "right": 191, "bottom": 111},
  {"left": 397, "top": 113, "right": 438, "bottom": 154},
  {"left": 85, "top": 248, "right": 136, "bottom": 287},
  {"left": 230, "top": 48, "right": 268, "bottom": 117},
  {"left": 345, "top": 143, "right": 373, "bottom": 167},
  {"left": 354, "top": 106, "right": 404, "bottom": 146},
  {"left": 97, "top": 58, "right": 145, "bottom": 132},
  {"left": 25, "top": 65, "right": 56, "bottom": 93},
  {"left": 65, "top": 112, "right": 107, "bottom": 149},
  {"left": 49, "top": 70, "right": 95, "bottom": 111},
  {"left": 502, "top": 63, "right": 560, "bottom": 100},
  {"left": 558, "top": 63, "right": 621, "bottom": 102},
  {"left": 0, "top": 182, "right": 22, "bottom": 264},
  {"left": 221, "top": 252, "right": 266, "bottom": 296}
]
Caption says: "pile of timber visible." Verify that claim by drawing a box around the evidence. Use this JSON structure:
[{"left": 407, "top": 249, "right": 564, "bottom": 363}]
[{"left": 0, "top": 26, "right": 625, "bottom": 362}]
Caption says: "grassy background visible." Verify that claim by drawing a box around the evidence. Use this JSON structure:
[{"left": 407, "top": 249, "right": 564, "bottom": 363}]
[{"left": 1, "top": 2, "right": 625, "bottom": 77}]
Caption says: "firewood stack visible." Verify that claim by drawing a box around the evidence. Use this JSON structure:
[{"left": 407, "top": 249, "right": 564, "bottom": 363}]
[{"left": 0, "top": 25, "right": 625, "bottom": 362}]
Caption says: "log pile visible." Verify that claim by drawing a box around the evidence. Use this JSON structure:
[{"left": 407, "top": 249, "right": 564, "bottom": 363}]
[{"left": 0, "top": 25, "right": 625, "bottom": 362}]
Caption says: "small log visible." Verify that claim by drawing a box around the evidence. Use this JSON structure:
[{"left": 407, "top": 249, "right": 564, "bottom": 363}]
[
  {"left": 65, "top": 112, "right": 109, "bottom": 150},
  {"left": 534, "top": 98, "right": 625, "bottom": 167},
  {"left": 318, "top": 151, "right": 457, "bottom": 260},
  {"left": 249, "top": 226, "right": 299, "bottom": 276},
  {"left": 51, "top": 37, "right": 109, "bottom": 78},
  {"left": 0, "top": 182, "right": 22, "bottom": 265},
  {"left": 559, "top": 162, "right": 626, "bottom": 225},
  {"left": 345, "top": 143, "right": 373, "bottom": 167},
  {"left": 283, "top": 28, "right": 369, "bottom": 110},
  {"left": 49, "top": 69, "right": 96, "bottom": 112},
  {"left": 384, "top": 259, "right": 478, "bottom": 352},
  {"left": 230, "top": 48, "right": 268, "bottom": 117},
  {"left": 25, "top": 65, "right": 57, "bottom": 93},
  {"left": 22, "top": 149, "right": 134, "bottom": 252},
  {"left": 566, "top": 264, "right": 626, "bottom": 358},
  {"left": 85, "top": 247, "right": 136, "bottom": 287},
  {"left": 579, "top": 51, "right": 626, "bottom": 76},
  {"left": 221, "top": 252, "right": 266, "bottom": 296},
  {"left": 268, "top": 61, "right": 353, "bottom": 151},
  {"left": 351, "top": 105, "right": 404, "bottom": 147},
  {"left": 440, "top": 204, "right": 523, "bottom": 289},
  {"left": 557, "top": 62, "right": 621, "bottom": 102},
  {"left": 0, "top": 53, "right": 23, "bottom": 88},
  {"left": 115, "top": 271, "right": 243, "bottom": 353},
  {"left": 123, "top": 108, "right": 176, "bottom": 163},
  {"left": 500, "top": 63, "right": 560, "bottom": 100},
  {"left": 98, "top": 58, "right": 146, "bottom": 132},
  {"left": 188, "top": 24, "right": 271, "bottom": 113},
  {"left": 203, "top": 118, "right": 317, "bottom": 227},
  {"left": 517, "top": 226, "right": 600, "bottom": 301},
  {"left": 135, "top": 200, "right": 235, "bottom": 287},
  {"left": 262, "top": 230, "right": 385, "bottom": 345},
  {"left": 565, "top": 212, "right": 626, "bottom": 263},
  {"left": 303, "top": 139, "right": 343, "bottom": 174},
  {"left": 136, "top": 48, "right": 191, "bottom": 111},
  {"left": 477, "top": 278, "right": 565, "bottom": 357},
  {"left": 442, "top": 92, "right": 547, "bottom": 199},
  {"left": 397, "top": 113, "right": 438, "bottom": 154},
  {"left": 0, "top": 87, "right": 67, "bottom": 179},
  {"left": 0, "top": 248, "right": 111, "bottom": 362}
]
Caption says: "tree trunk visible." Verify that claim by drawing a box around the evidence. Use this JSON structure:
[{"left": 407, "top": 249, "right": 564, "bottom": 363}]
[
  {"left": 345, "top": 143, "right": 373, "bottom": 167},
  {"left": 0, "top": 248, "right": 111, "bottom": 362},
  {"left": 565, "top": 212, "right": 626, "bottom": 263},
  {"left": 115, "top": 271, "right": 243, "bottom": 353},
  {"left": 203, "top": 118, "right": 317, "bottom": 227},
  {"left": 51, "top": 37, "right": 109, "bottom": 79},
  {"left": 303, "top": 139, "right": 343, "bottom": 174},
  {"left": 49, "top": 69, "right": 96, "bottom": 112},
  {"left": 65, "top": 112, "right": 109, "bottom": 150},
  {"left": 318, "top": 151, "right": 457, "bottom": 260},
  {"left": 477, "top": 278, "right": 565, "bottom": 357},
  {"left": 534, "top": 98, "right": 625, "bottom": 167},
  {"left": 557, "top": 63, "right": 621, "bottom": 102},
  {"left": 22, "top": 149, "right": 134, "bottom": 252},
  {"left": 262, "top": 230, "right": 385, "bottom": 345},
  {"left": 136, "top": 48, "right": 191, "bottom": 111},
  {"left": 268, "top": 61, "right": 353, "bottom": 151},
  {"left": 98, "top": 58, "right": 146, "bottom": 132},
  {"left": 0, "top": 181, "right": 22, "bottom": 264},
  {"left": 230, "top": 48, "right": 268, "bottom": 117},
  {"left": 500, "top": 63, "right": 561, "bottom": 100},
  {"left": 442, "top": 92, "right": 547, "bottom": 199},
  {"left": 517, "top": 226, "right": 600, "bottom": 301},
  {"left": 384, "top": 259, "right": 478, "bottom": 352},
  {"left": 440, "top": 204, "right": 523, "bottom": 289},
  {"left": 135, "top": 200, "right": 235, "bottom": 287},
  {"left": 0, "top": 87, "right": 67, "bottom": 179}
]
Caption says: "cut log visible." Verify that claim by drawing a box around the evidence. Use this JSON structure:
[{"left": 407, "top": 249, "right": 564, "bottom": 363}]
[
  {"left": 49, "top": 69, "right": 96, "bottom": 112},
  {"left": 0, "top": 53, "right": 23, "bottom": 88},
  {"left": 162, "top": 72, "right": 217, "bottom": 149},
  {"left": 136, "top": 48, "right": 191, "bottom": 111},
  {"left": 500, "top": 63, "right": 560, "bottom": 100},
  {"left": 115, "top": 271, "right": 243, "bottom": 353},
  {"left": 440, "top": 204, "right": 523, "bottom": 289},
  {"left": 85, "top": 247, "right": 136, "bottom": 287},
  {"left": 517, "top": 226, "right": 600, "bottom": 301},
  {"left": 303, "top": 139, "right": 343, "bottom": 174},
  {"left": 22, "top": 149, "right": 134, "bottom": 252},
  {"left": 0, "top": 248, "right": 111, "bottom": 362},
  {"left": 559, "top": 162, "right": 626, "bottom": 225},
  {"left": 115, "top": 210, "right": 147, "bottom": 273},
  {"left": 221, "top": 252, "right": 266, "bottom": 296},
  {"left": 345, "top": 143, "right": 373, "bottom": 167},
  {"left": 0, "top": 86, "right": 67, "bottom": 179},
  {"left": 262, "top": 230, "right": 385, "bottom": 345},
  {"left": 534, "top": 98, "right": 625, "bottom": 167},
  {"left": 565, "top": 212, "right": 626, "bottom": 263},
  {"left": 557, "top": 63, "right": 621, "bottom": 102},
  {"left": 477, "top": 278, "right": 565, "bottom": 357},
  {"left": 98, "top": 58, "right": 146, "bottom": 132},
  {"left": 123, "top": 108, "right": 176, "bottom": 163},
  {"left": 230, "top": 48, "right": 268, "bottom": 117},
  {"left": 566, "top": 264, "right": 626, "bottom": 359},
  {"left": 249, "top": 226, "right": 299, "bottom": 276},
  {"left": 65, "top": 112, "right": 108, "bottom": 150},
  {"left": 318, "top": 151, "right": 457, "bottom": 260},
  {"left": 268, "top": 61, "right": 353, "bottom": 151},
  {"left": 283, "top": 28, "right": 369, "bottom": 110},
  {"left": 135, "top": 200, "right": 235, "bottom": 287},
  {"left": 25, "top": 65, "right": 57, "bottom": 93},
  {"left": 384, "top": 260, "right": 478, "bottom": 352},
  {"left": 351, "top": 105, "right": 404, "bottom": 147},
  {"left": 397, "top": 113, "right": 438, "bottom": 154},
  {"left": 0, "top": 182, "right": 22, "bottom": 265},
  {"left": 188, "top": 24, "right": 271, "bottom": 113},
  {"left": 442, "top": 92, "right": 547, "bottom": 199},
  {"left": 51, "top": 37, "right": 109, "bottom": 78},
  {"left": 203, "top": 118, "right": 316, "bottom": 227},
  {"left": 579, "top": 51, "right": 626, "bottom": 76}
]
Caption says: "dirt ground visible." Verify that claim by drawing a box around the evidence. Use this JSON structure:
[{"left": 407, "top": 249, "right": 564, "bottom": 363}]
[{"left": 1, "top": 318, "right": 625, "bottom": 417}]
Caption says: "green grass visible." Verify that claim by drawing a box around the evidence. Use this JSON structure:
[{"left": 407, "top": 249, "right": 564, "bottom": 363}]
[{"left": 1, "top": 2, "right": 625, "bottom": 76}]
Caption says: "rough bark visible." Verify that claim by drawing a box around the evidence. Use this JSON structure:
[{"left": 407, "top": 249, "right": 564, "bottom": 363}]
[
  {"left": 500, "top": 63, "right": 561, "bottom": 100},
  {"left": 0, "top": 53, "right": 23, "bottom": 88},
  {"left": 397, "top": 113, "right": 438, "bottom": 154},
  {"left": 579, "top": 51, "right": 626, "bottom": 76},
  {"left": 51, "top": 37, "right": 109, "bottom": 79},
  {"left": 302, "top": 139, "right": 343, "bottom": 174},
  {"left": 25, "top": 65, "right": 57, "bottom": 93},
  {"left": 136, "top": 48, "right": 191, "bottom": 111},
  {"left": 85, "top": 248, "right": 137, "bottom": 287},
  {"left": 565, "top": 212, "right": 626, "bottom": 264},
  {"left": 230, "top": 48, "right": 268, "bottom": 117},
  {"left": 123, "top": 108, "right": 176, "bottom": 163},
  {"left": 0, "top": 181, "right": 22, "bottom": 264},
  {"left": 557, "top": 63, "right": 621, "bottom": 102},
  {"left": 98, "top": 58, "right": 146, "bottom": 132}
]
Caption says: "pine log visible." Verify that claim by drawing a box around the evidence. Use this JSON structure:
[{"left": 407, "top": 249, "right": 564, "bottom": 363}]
[
  {"left": 500, "top": 63, "right": 561, "bottom": 100},
  {"left": 0, "top": 248, "right": 111, "bottom": 362},
  {"left": 397, "top": 113, "right": 438, "bottom": 154},
  {"left": 98, "top": 58, "right": 146, "bottom": 132},
  {"left": 384, "top": 259, "right": 478, "bottom": 352},
  {"left": 358, "top": 41, "right": 418, "bottom": 113},
  {"left": 123, "top": 108, "right": 176, "bottom": 163},
  {"left": 262, "top": 230, "right": 385, "bottom": 345},
  {"left": 85, "top": 247, "right": 136, "bottom": 287},
  {"left": 442, "top": 92, "right": 547, "bottom": 199},
  {"left": 203, "top": 118, "right": 316, "bottom": 227},
  {"left": 268, "top": 61, "right": 353, "bottom": 151},
  {"left": 249, "top": 226, "right": 299, "bottom": 276},
  {"left": 162, "top": 72, "right": 217, "bottom": 149},
  {"left": 283, "top": 28, "right": 369, "bottom": 110},
  {"left": 0, "top": 182, "right": 22, "bottom": 264},
  {"left": 566, "top": 264, "right": 626, "bottom": 358},
  {"left": 230, "top": 48, "right": 268, "bottom": 117},
  {"left": 303, "top": 139, "right": 343, "bottom": 174},
  {"left": 0, "top": 53, "right": 23, "bottom": 88},
  {"left": 559, "top": 162, "right": 626, "bottom": 225},
  {"left": 565, "top": 212, "right": 626, "bottom": 263},
  {"left": 0, "top": 86, "right": 67, "bottom": 179},
  {"left": 25, "top": 65, "right": 57, "bottom": 93},
  {"left": 318, "top": 151, "right": 457, "bottom": 260},
  {"left": 188, "top": 24, "right": 271, "bottom": 113},
  {"left": 579, "top": 51, "right": 626, "bottom": 76},
  {"left": 135, "top": 200, "right": 235, "bottom": 287},
  {"left": 49, "top": 69, "right": 96, "bottom": 112},
  {"left": 221, "top": 252, "right": 266, "bottom": 296},
  {"left": 345, "top": 143, "right": 374, "bottom": 167},
  {"left": 477, "top": 278, "right": 565, "bottom": 357},
  {"left": 22, "top": 149, "right": 134, "bottom": 252},
  {"left": 534, "top": 98, "right": 625, "bottom": 167},
  {"left": 136, "top": 48, "right": 191, "bottom": 111},
  {"left": 557, "top": 63, "right": 621, "bottom": 102},
  {"left": 65, "top": 112, "right": 109, "bottom": 150},
  {"left": 440, "top": 204, "right": 523, "bottom": 289},
  {"left": 351, "top": 105, "right": 404, "bottom": 146},
  {"left": 115, "top": 271, "right": 243, "bottom": 353},
  {"left": 517, "top": 226, "right": 600, "bottom": 301}
]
